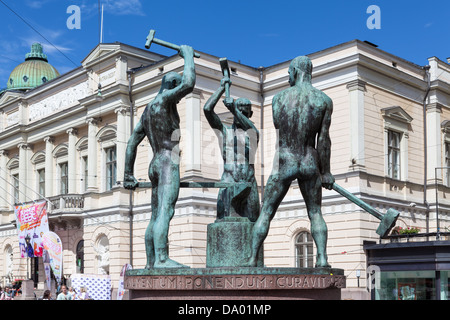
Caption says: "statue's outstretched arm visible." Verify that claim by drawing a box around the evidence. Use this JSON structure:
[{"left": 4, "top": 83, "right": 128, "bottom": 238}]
[{"left": 124, "top": 119, "right": 145, "bottom": 189}]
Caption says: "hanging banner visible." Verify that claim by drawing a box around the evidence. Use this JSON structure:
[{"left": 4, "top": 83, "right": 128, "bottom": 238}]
[
  {"left": 42, "top": 231, "right": 63, "bottom": 285},
  {"left": 14, "top": 201, "right": 49, "bottom": 258},
  {"left": 43, "top": 250, "right": 52, "bottom": 290},
  {"left": 117, "top": 263, "right": 132, "bottom": 300}
]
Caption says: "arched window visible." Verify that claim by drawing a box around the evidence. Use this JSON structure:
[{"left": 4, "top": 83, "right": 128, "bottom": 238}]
[
  {"left": 96, "top": 126, "right": 117, "bottom": 191},
  {"left": 52, "top": 144, "right": 69, "bottom": 195},
  {"left": 76, "top": 240, "right": 84, "bottom": 274},
  {"left": 295, "top": 231, "right": 313, "bottom": 268},
  {"left": 31, "top": 151, "right": 46, "bottom": 198},
  {"left": 6, "top": 157, "right": 19, "bottom": 205}
]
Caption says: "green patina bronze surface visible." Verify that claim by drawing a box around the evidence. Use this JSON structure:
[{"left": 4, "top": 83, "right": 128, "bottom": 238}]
[
  {"left": 203, "top": 65, "right": 260, "bottom": 222},
  {"left": 203, "top": 63, "right": 261, "bottom": 267},
  {"left": 6, "top": 43, "right": 59, "bottom": 91},
  {"left": 124, "top": 45, "right": 196, "bottom": 269},
  {"left": 246, "top": 56, "right": 334, "bottom": 268}
]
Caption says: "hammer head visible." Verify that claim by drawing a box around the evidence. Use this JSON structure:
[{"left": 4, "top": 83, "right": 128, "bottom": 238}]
[
  {"left": 376, "top": 208, "right": 400, "bottom": 237},
  {"left": 145, "top": 29, "right": 156, "bottom": 49},
  {"left": 219, "top": 57, "right": 230, "bottom": 77}
]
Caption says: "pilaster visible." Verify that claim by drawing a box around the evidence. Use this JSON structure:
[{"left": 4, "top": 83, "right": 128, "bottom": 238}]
[{"left": 347, "top": 79, "right": 366, "bottom": 171}]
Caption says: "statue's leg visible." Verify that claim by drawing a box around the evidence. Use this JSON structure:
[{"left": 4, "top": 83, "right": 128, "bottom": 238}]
[
  {"left": 144, "top": 186, "right": 158, "bottom": 269},
  {"left": 152, "top": 159, "right": 187, "bottom": 268},
  {"left": 243, "top": 179, "right": 260, "bottom": 222},
  {"left": 298, "top": 175, "right": 330, "bottom": 268},
  {"left": 246, "top": 173, "right": 290, "bottom": 266},
  {"left": 217, "top": 188, "right": 227, "bottom": 220}
]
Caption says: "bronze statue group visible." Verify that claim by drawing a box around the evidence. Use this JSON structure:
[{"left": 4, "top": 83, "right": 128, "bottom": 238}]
[{"left": 124, "top": 40, "right": 334, "bottom": 269}]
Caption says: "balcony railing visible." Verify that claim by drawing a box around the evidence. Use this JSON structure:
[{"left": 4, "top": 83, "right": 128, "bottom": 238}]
[{"left": 48, "top": 194, "right": 84, "bottom": 212}]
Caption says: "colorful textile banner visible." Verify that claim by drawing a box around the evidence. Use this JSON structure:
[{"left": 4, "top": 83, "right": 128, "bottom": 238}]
[
  {"left": 14, "top": 201, "right": 49, "bottom": 258},
  {"left": 42, "top": 232, "right": 63, "bottom": 284},
  {"left": 117, "top": 263, "right": 132, "bottom": 300},
  {"left": 43, "top": 250, "right": 52, "bottom": 290}
]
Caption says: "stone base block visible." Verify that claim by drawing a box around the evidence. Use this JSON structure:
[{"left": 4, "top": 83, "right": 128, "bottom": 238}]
[
  {"left": 125, "top": 267, "right": 346, "bottom": 300},
  {"left": 206, "top": 217, "right": 263, "bottom": 267}
]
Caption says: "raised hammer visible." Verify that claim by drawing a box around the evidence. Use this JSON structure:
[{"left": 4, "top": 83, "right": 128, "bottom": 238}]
[
  {"left": 219, "top": 57, "right": 231, "bottom": 98},
  {"left": 145, "top": 29, "right": 200, "bottom": 58}
]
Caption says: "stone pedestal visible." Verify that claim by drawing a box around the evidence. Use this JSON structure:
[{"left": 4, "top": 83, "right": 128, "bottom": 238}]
[
  {"left": 17, "top": 279, "right": 35, "bottom": 300},
  {"left": 206, "top": 217, "right": 263, "bottom": 268},
  {"left": 125, "top": 267, "right": 346, "bottom": 300}
]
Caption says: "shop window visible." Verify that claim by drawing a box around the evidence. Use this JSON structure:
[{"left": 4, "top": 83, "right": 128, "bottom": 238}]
[{"left": 376, "top": 271, "right": 436, "bottom": 300}]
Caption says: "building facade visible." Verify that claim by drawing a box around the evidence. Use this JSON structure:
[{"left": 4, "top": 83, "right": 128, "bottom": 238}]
[{"left": 0, "top": 39, "right": 449, "bottom": 300}]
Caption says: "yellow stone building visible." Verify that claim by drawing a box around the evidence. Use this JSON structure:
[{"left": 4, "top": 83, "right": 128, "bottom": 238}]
[{"left": 0, "top": 40, "right": 449, "bottom": 299}]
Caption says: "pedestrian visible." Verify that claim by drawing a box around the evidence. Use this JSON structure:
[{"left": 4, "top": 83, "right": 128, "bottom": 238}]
[
  {"left": 68, "top": 287, "right": 76, "bottom": 299},
  {"left": 56, "top": 285, "right": 72, "bottom": 300},
  {"left": 0, "top": 286, "right": 14, "bottom": 300},
  {"left": 77, "top": 286, "right": 89, "bottom": 300},
  {"left": 42, "top": 290, "right": 52, "bottom": 300}
]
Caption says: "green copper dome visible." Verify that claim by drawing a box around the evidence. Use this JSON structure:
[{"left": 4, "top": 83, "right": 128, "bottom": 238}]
[{"left": 6, "top": 43, "right": 60, "bottom": 91}]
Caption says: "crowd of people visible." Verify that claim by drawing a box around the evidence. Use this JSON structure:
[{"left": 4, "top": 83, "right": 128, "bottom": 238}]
[
  {"left": 0, "top": 284, "right": 90, "bottom": 300},
  {"left": 0, "top": 281, "right": 21, "bottom": 300}
]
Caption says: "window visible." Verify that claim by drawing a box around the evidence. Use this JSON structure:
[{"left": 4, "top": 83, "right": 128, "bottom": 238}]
[
  {"left": 96, "top": 125, "right": 118, "bottom": 192},
  {"left": 31, "top": 152, "right": 46, "bottom": 199},
  {"left": 6, "top": 158, "right": 19, "bottom": 206},
  {"left": 12, "top": 174, "right": 19, "bottom": 204},
  {"left": 388, "top": 130, "right": 401, "bottom": 179},
  {"left": 295, "top": 231, "right": 314, "bottom": 268},
  {"left": 37, "top": 169, "right": 45, "bottom": 197},
  {"left": 446, "top": 143, "right": 450, "bottom": 187},
  {"left": 381, "top": 106, "right": 412, "bottom": 181},
  {"left": 60, "top": 162, "right": 68, "bottom": 195},
  {"left": 76, "top": 240, "right": 84, "bottom": 274},
  {"left": 82, "top": 156, "right": 88, "bottom": 192},
  {"left": 76, "top": 137, "right": 89, "bottom": 192},
  {"left": 105, "top": 147, "right": 116, "bottom": 191}
]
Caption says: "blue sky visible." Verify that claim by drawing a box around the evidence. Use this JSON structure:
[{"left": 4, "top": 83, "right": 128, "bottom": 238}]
[{"left": 0, "top": 0, "right": 449, "bottom": 88}]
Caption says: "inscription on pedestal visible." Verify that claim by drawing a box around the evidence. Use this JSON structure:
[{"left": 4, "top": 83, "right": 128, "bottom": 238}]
[{"left": 125, "top": 274, "right": 345, "bottom": 291}]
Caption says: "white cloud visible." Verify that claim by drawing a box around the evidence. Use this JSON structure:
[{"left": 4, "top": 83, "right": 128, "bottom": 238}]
[
  {"left": 82, "top": 0, "right": 145, "bottom": 16},
  {"left": 25, "top": 0, "right": 54, "bottom": 9}
]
